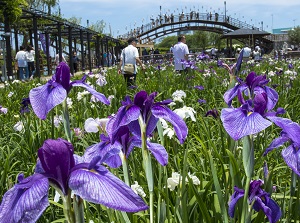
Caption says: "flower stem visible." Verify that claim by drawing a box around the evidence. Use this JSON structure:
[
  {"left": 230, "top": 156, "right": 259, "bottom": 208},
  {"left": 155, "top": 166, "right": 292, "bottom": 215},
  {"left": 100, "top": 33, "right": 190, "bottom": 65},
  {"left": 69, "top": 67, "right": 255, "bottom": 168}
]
[
  {"left": 241, "top": 135, "right": 254, "bottom": 223},
  {"left": 62, "top": 99, "right": 72, "bottom": 142},
  {"left": 62, "top": 192, "right": 75, "bottom": 223},
  {"left": 73, "top": 195, "right": 85, "bottom": 223},
  {"left": 120, "top": 152, "right": 130, "bottom": 186},
  {"left": 241, "top": 177, "right": 251, "bottom": 223},
  {"left": 139, "top": 117, "right": 154, "bottom": 223}
]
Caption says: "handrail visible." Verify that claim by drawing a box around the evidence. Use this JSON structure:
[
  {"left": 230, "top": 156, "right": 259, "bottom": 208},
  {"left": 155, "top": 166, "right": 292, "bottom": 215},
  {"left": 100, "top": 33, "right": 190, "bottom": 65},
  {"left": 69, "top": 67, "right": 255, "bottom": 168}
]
[{"left": 119, "top": 11, "right": 261, "bottom": 41}]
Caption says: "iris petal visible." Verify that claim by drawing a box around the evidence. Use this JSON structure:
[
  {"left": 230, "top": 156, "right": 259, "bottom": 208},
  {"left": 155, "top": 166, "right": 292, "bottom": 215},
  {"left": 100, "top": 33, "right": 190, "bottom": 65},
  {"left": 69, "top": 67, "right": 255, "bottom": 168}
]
[
  {"left": 224, "top": 84, "right": 247, "bottom": 106},
  {"left": 151, "top": 105, "right": 188, "bottom": 144},
  {"left": 221, "top": 108, "right": 272, "bottom": 140},
  {"left": 264, "top": 135, "right": 290, "bottom": 155},
  {"left": 107, "top": 106, "right": 141, "bottom": 142},
  {"left": 228, "top": 187, "right": 244, "bottom": 218},
  {"left": 267, "top": 116, "right": 300, "bottom": 147},
  {"left": 29, "top": 82, "right": 67, "bottom": 120},
  {"left": 0, "top": 174, "right": 49, "bottom": 223},
  {"left": 55, "top": 62, "right": 71, "bottom": 92},
  {"left": 71, "top": 81, "right": 110, "bottom": 105},
  {"left": 69, "top": 166, "right": 148, "bottom": 212},
  {"left": 253, "top": 196, "right": 281, "bottom": 223},
  {"left": 83, "top": 142, "right": 122, "bottom": 168},
  {"left": 146, "top": 115, "right": 159, "bottom": 136},
  {"left": 38, "top": 138, "right": 75, "bottom": 195},
  {"left": 265, "top": 86, "right": 279, "bottom": 111},
  {"left": 281, "top": 145, "right": 300, "bottom": 177},
  {"left": 147, "top": 142, "right": 168, "bottom": 166}
]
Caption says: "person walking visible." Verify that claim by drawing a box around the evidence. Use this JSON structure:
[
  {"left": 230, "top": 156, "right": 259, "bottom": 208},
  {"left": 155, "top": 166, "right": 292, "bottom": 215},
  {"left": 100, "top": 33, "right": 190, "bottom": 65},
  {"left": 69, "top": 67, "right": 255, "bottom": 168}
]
[
  {"left": 118, "top": 37, "right": 145, "bottom": 87},
  {"left": 26, "top": 45, "right": 35, "bottom": 78},
  {"left": 15, "top": 46, "right": 29, "bottom": 81},
  {"left": 172, "top": 35, "right": 189, "bottom": 73}
]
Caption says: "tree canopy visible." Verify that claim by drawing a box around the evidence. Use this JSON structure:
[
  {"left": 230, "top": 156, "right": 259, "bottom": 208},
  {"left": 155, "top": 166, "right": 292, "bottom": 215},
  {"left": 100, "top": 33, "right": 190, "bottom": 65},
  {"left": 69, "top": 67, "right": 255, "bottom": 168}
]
[{"left": 288, "top": 26, "right": 300, "bottom": 47}]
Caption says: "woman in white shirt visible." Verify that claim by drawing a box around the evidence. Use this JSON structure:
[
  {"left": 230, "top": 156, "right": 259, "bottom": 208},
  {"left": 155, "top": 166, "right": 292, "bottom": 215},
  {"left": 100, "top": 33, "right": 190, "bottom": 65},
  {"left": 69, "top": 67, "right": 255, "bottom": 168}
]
[{"left": 26, "top": 45, "right": 35, "bottom": 77}]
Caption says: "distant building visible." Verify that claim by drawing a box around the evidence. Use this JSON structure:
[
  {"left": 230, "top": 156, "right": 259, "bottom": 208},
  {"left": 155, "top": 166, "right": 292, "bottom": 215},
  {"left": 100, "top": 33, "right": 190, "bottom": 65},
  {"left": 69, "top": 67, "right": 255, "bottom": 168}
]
[{"left": 272, "top": 27, "right": 293, "bottom": 34}]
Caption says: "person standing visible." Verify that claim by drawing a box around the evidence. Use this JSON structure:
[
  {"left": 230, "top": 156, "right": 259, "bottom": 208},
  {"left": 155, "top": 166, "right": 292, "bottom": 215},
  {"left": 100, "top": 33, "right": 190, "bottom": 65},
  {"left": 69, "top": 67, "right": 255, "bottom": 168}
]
[
  {"left": 118, "top": 37, "right": 145, "bottom": 87},
  {"left": 15, "top": 46, "right": 29, "bottom": 81},
  {"left": 172, "top": 35, "right": 189, "bottom": 73},
  {"left": 72, "top": 51, "right": 79, "bottom": 73},
  {"left": 242, "top": 44, "right": 252, "bottom": 61},
  {"left": 55, "top": 53, "right": 66, "bottom": 66},
  {"left": 26, "top": 45, "right": 35, "bottom": 78},
  {"left": 253, "top": 47, "right": 261, "bottom": 62},
  {"left": 211, "top": 47, "right": 217, "bottom": 59}
]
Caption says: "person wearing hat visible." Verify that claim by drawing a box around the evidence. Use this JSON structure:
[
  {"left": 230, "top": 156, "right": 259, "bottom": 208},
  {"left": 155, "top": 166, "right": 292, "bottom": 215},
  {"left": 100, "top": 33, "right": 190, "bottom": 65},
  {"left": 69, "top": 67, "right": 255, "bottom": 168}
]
[{"left": 118, "top": 37, "right": 145, "bottom": 87}]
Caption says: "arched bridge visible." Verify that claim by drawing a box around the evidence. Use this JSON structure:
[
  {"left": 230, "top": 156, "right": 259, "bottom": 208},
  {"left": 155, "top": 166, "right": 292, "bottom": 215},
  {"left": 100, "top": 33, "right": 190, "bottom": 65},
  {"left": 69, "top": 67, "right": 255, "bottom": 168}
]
[{"left": 120, "top": 12, "right": 272, "bottom": 46}]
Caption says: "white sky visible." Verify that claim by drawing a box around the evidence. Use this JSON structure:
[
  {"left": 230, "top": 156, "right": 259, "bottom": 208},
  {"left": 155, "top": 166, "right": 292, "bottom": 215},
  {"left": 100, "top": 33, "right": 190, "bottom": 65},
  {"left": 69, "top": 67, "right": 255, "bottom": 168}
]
[{"left": 59, "top": 0, "right": 300, "bottom": 36}]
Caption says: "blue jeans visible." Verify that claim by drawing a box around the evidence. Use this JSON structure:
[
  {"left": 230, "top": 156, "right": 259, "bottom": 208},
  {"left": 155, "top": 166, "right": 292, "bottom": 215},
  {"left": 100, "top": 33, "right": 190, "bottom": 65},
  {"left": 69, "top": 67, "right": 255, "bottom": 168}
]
[{"left": 19, "top": 67, "right": 29, "bottom": 80}]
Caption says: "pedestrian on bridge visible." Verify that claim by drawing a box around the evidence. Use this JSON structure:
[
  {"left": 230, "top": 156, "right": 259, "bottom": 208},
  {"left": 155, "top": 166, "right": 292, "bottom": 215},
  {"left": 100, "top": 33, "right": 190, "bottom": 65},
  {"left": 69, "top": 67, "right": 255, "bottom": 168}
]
[{"left": 172, "top": 35, "right": 189, "bottom": 73}]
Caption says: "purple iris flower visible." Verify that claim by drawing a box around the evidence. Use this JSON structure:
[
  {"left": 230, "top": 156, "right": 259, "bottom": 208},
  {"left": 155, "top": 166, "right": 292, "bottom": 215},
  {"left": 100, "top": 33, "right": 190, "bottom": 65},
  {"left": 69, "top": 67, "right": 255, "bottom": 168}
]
[
  {"left": 194, "top": 85, "right": 204, "bottom": 90},
  {"left": 181, "top": 59, "right": 197, "bottom": 70},
  {"left": 235, "top": 49, "right": 244, "bottom": 72},
  {"left": 205, "top": 109, "right": 219, "bottom": 118},
  {"left": 217, "top": 60, "right": 224, "bottom": 67},
  {"left": 229, "top": 180, "right": 281, "bottom": 223},
  {"left": 83, "top": 126, "right": 140, "bottom": 168},
  {"left": 20, "top": 97, "right": 31, "bottom": 114},
  {"left": 264, "top": 116, "right": 300, "bottom": 177},
  {"left": 197, "top": 52, "right": 210, "bottom": 60},
  {"left": 288, "top": 63, "right": 293, "bottom": 69},
  {"left": 106, "top": 91, "right": 188, "bottom": 165},
  {"left": 198, "top": 99, "right": 206, "bottom": 104},
  {"left": 29, "top": 62, "right": 110, "bottom": 120},
  {"left": 217, "top": 60, "right": 236, "bottom": 75},
  {"left": 0, "top": 138, "right": 148, "bottom": 222},
  {"left": 221, "top": 72, "right": 279, "bottom": 140}
]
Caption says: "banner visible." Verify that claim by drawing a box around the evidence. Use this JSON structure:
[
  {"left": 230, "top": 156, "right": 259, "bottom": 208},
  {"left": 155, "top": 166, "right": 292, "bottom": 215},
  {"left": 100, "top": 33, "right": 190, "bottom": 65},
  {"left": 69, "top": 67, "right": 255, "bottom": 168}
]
[{"left": 39, "top": 33, "right": 50, "bottom": 57}]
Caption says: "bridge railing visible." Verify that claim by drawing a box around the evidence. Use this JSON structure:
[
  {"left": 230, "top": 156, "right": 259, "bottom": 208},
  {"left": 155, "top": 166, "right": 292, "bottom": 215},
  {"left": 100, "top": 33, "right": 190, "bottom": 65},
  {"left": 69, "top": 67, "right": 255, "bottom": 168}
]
[{"left": 119, "top": 12, "right": 260, "bottom": 40}]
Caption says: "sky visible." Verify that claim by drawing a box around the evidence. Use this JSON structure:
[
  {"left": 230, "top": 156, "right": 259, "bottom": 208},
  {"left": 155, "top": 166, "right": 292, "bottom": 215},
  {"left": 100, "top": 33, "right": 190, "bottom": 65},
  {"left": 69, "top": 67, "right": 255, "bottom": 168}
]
[{"left": 59, "top": 0, "right": 300, "bottom": 38}]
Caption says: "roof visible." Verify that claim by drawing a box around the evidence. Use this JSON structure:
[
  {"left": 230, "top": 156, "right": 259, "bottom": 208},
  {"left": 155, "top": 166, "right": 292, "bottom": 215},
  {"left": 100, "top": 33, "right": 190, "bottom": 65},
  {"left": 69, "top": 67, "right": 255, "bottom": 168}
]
[{"left": 222, "top": 28, "right": 270, "bottom": 38}]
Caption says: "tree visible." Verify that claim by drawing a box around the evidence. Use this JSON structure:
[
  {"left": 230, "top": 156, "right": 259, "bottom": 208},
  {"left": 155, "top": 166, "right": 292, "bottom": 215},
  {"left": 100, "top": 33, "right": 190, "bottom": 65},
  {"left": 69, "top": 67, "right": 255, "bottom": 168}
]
[
  {"left": 190, "top": 31, "right": 209, "bottom": 51},
  {"left": 67, "top": 16, "right": 82, "bottom": 26},
  {"left": 0, "top": 0, "right": 28, "bottom": 76},
  {"left": 156, "top": 36, "right": 177, "bottom": 49},
  {"left": 288, "top": 26, "right": 300, "bottom": 47},
  {"left": 89, "top": 20, "right": 106, "bottom": 33}
]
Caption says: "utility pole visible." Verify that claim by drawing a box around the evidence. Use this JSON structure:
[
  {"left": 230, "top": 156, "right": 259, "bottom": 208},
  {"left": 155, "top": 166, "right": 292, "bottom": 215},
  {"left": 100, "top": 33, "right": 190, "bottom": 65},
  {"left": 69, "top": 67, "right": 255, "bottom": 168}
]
[{"left": 224, "top": 1, "right": 227, "bottom": 21}]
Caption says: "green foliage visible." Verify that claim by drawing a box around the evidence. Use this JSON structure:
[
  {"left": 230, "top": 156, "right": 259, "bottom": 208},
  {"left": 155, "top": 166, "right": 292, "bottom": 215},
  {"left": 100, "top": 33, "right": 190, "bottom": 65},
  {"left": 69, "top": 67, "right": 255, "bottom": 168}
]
[
  {"left": 67, "top": 16, "right": 82, "bottom": 25},
  {"left": 1, "top": 57, "right": 300, "bottom": 222},
  {"left": 288, "top": 26, "right": 300, "bottom": 46},
  {"left": 0, "top": 0, "right": 28, "bottom": 23},
  {"left": 156, "top": 36, "right": 178, "bottom": 48},
  {"left": 88, "top": 20, "right": 106, "bottom": 33},
  {"left": 156, "top": 31, "right": 227, "bottom": 52}
]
